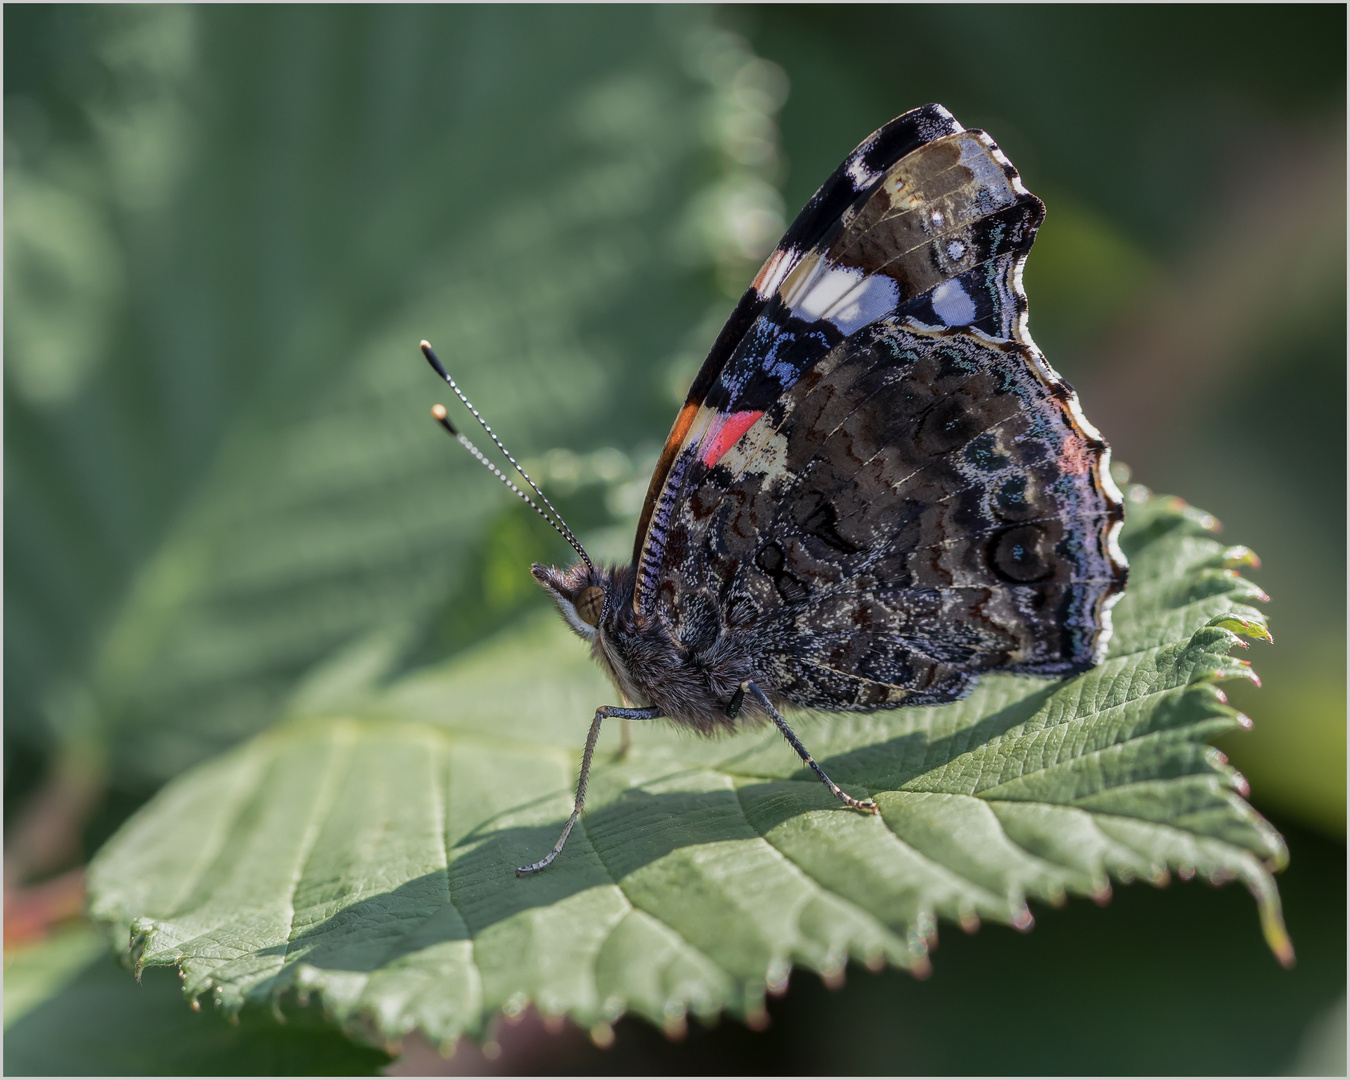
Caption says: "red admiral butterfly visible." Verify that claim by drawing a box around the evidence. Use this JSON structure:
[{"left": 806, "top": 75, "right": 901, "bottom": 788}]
[{"left": 423, "top": 103, "right": 1128, "bottom": 876}]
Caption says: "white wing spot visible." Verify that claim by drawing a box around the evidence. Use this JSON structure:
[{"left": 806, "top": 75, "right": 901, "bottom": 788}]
[
  {"left": 829, "top": 273, "right": 899, "bottom": 335},
  {"left": 846, "top": 155, "right": 872, "bottom": 190},
  {"left": 794, "top": 265, "right": 864, "bottom": 320},
  {"left": 946, "top": 239, "right": 966, "bottom": 260},
  {"left": 820, "top": 274, "right": 896, "bottom": 333},
  {"left": 932, "top": 279, "right": 977, "bottom": 326},
  {"left": 792, "top": 264, "right": 899, "bottom": 335}
]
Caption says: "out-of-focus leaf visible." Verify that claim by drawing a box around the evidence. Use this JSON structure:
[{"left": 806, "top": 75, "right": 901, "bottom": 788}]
[
  {"left": 4, "top": 6, "right": 783, "bottom": 786},
  {"left": 3, "top": 923, "right": 107, "bottom": 1030},
  {"left": 87, "top": 493, "right": 1289, "bottom": 1048},
  {"left": 1221, "top": 647, "right": 1348, "bottom": 836},
  {"left": 1282, "top": 995, "right": 1348, "bottom": 1077},
  {"left": 3, "top": 922, "right": 388, "bottom": 1075}
]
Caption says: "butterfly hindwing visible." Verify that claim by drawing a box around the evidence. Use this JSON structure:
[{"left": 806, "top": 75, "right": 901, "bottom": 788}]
[
  {"left": 631, "top": 105, "right": 1126, "bottom": 709},
  {"left": 663, "top": 320, "right": 1124, "bottom": 708}
]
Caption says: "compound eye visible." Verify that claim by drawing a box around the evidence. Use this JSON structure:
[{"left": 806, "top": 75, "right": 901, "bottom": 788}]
[{"left": 575, "top": 585, "right": 605, "bottom": 627}]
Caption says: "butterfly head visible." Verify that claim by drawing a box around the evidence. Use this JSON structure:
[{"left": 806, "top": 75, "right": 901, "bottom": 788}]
[{"left": 532, "top": 562, "right": 613, "bottom": 641}]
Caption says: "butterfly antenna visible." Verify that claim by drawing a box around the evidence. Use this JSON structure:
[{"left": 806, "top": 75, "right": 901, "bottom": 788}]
[{"left": 422, "top": 342, "right": 593, "bottom": 571}]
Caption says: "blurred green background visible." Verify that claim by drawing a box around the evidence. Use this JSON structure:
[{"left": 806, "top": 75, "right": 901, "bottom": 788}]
[{"left": 4, "top": 4, "right": 1344, "bottom": 1075}]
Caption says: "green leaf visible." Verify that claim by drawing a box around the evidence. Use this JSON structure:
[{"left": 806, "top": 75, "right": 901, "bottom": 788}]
[
  {"left": 4, "top": 923, "right": 108, "bottom": 1031},
  {"left": 87, "top": 491, "right": 1291, "bottom": 1050},
  {"left": 4, "top": 5, "right": 774, "bottom": 786},
  {"left": 3, "top": 923, "right": 389, "bottom": 1075}
]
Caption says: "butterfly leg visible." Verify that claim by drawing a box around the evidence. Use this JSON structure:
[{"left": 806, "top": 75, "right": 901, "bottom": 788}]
[
  {"left": 517, "top": 704, "right": 663, "bottom": 876},
  {"left": 747, "top": 682, "right": 878, "bottom": 814},
  {"left": 725, "top": 682, "right": 748, "bottom": 719}
]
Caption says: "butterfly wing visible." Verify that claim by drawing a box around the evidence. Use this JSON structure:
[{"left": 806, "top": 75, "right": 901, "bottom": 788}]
[
  {"left": 633, "top": 104, "right": 966, "bottom": 575},
  {"left": 632, "top": 105, "right": 1127, "bottom": 709}
]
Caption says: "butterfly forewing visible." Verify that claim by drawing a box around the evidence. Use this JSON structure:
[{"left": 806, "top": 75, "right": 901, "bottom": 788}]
[{"left": 633, "top": 104, "right": 966, "bottom": 569}]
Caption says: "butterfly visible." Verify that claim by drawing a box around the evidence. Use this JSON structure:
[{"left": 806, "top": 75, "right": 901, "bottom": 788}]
[{"left": 423, "top": 103, "right": 1128, "bottom": 875}]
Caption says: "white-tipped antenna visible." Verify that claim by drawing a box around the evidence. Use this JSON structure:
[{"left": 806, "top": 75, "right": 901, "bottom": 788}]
[{"left": 422, "top": 341, "right": 593, "bottom": 571}]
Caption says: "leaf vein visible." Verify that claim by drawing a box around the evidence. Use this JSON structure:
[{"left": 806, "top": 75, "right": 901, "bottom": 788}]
[{"left": 728, "top": 782, "right": 914, "bottom": 953}]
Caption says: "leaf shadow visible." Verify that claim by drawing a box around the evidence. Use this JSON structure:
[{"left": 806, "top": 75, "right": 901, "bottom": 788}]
[
  {"left": 813, "top": 678, "right": 1062, "bottom": 792},
  {"left": 262, "top": 681, "right": 1057, "bottom": 980},
  {"left": 257, "top": 782, "right": 803, "bottom": 976}
]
